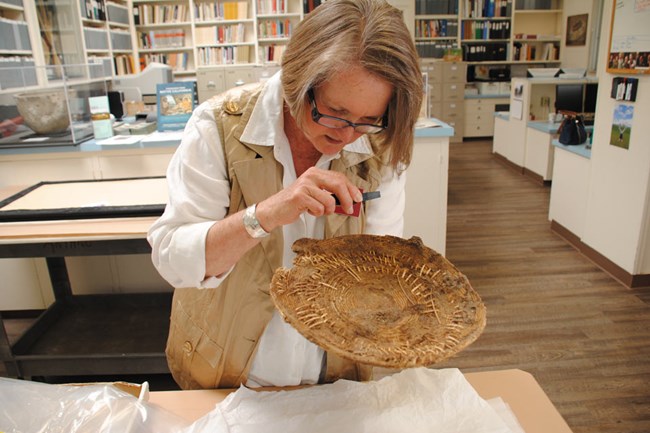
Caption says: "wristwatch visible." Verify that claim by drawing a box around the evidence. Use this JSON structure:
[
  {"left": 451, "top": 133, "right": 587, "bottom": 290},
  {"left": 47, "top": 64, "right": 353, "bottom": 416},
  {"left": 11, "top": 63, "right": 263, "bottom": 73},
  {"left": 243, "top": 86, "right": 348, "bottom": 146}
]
[{"left": 243, "top": 203, "right": 270, "bottom": 238}]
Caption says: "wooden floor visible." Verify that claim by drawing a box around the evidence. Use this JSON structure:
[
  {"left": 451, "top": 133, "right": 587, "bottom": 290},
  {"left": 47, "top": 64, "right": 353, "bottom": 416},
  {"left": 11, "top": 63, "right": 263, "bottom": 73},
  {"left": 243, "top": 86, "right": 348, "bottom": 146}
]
[
  {"left": 2, "top": 139, "right": 649, "bottom": 431},
  {"left": 435, "top": 139, "right": 650, "bottom": 433}
]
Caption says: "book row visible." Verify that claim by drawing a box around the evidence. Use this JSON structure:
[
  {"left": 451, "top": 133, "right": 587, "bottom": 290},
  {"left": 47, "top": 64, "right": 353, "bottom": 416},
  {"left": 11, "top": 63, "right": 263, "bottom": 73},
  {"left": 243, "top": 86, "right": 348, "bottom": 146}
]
[
  {"left": 415, "top": 0, "right": 458, "bottom": 15},
  {"left": 192, "top": 1, "right": 249, "bottom": 22},
  {"left": 259, "top": 44, "right": 285, "bottom": 63},
  {"left": 197, "top": 46, "right": 251, "bottom": 65},
  {"left": 415, "top": 20, "right": 459, "bottom": 38},
  {"left": 416, "top": 41, "right": 459, "bottom": 59},
  {"left": 461, "top": 20, "right": 510, "bottom": 40},
  {"left": 258, "top": 19, "right": 293, "bottom": 39},
  {"left": 134, "top": 4, "right": 190, "bottom": 26},
  {"left": 140, "top": 52, "right": 190, "bottom": 72},
  {"left": 462, "top": 42, "right": 508, "bottom": 61},
  {"left": 257, "top": 0, "right": 288, "bottom": 15},
  {"left": 195, "top": 24, "right": 247, "bottom": 45},
  {"left": 462, "top": 0, "right": 513, "bottom": 18},
  {"left": 138, "top": 30, "right": 187, "bottom": 49}
]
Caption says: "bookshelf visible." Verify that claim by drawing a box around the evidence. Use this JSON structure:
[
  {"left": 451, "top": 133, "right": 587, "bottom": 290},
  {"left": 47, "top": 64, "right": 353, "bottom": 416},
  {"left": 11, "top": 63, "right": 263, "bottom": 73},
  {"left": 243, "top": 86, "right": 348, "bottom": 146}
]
[
  {"left": 79, "top": 0, "right": 135, "bottom": 78},
  {"left": 133, "top": 0, "right": 195, "bottom": 76},
  {"left": 416, "top": 0, "right": 563, "bottom": 79},
  {"left": 511, "top": 4, "right": 562, "bottom": 63},
  {"left": 130, "top": 0, "right": 306, "bottom": 78},
  {"left": 256, "top": 0, "right": 304, "bottom": 64}
]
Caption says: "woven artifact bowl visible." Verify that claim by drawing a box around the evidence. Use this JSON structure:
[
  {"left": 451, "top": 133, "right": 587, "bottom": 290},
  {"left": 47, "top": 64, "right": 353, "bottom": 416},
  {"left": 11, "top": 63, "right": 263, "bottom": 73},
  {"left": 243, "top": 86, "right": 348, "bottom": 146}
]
[{"left": 270, "top": 235, "right": 486, "bottom": 368}]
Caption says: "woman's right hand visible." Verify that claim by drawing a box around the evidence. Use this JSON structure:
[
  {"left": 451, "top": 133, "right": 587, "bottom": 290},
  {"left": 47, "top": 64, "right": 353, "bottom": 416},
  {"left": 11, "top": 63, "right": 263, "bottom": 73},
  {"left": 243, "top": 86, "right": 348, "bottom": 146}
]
[{"left": 255, "top": 167, "right": 363, "bottom": 232}]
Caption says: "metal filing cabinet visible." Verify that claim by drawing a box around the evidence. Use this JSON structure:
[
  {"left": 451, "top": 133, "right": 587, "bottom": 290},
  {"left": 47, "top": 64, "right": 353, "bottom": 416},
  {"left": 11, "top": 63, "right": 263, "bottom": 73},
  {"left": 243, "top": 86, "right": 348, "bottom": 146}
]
[
  {"left": 463, "top": 97, "right": 510, "bottom": 138},
  {"left": 421, "top": 60, "right": 466, "bottom": 143}
]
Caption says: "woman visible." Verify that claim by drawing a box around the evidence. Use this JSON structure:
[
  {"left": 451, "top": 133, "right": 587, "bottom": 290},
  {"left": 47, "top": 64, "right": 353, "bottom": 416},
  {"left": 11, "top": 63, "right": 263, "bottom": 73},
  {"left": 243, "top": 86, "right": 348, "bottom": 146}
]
[{"left": 148, "top": 0, "right": 423, "bottom": 389}]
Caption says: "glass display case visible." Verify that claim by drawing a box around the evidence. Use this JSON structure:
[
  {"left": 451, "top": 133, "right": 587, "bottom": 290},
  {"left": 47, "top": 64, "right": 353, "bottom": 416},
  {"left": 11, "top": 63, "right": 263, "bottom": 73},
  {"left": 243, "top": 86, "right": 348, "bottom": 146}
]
[{"left": 0, "top": 64, "right": 108, "bottom": 148}]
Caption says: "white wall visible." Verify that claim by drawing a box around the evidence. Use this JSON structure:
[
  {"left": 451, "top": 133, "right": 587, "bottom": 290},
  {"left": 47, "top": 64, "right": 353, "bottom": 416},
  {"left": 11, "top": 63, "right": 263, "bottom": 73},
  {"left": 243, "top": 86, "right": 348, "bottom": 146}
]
[
  {"left": 560, "top": 0, "right": 596, "bottom": 69},
  {"left": 581, "top": 0, "right": 650, "bottom": 274}
]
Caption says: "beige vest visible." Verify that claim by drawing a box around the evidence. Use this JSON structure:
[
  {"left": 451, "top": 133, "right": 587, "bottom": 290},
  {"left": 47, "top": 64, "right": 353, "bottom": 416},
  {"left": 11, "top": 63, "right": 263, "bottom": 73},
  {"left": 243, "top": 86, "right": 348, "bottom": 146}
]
[{"left": 166, "top": 83, "right": 383, "bottom": 389}]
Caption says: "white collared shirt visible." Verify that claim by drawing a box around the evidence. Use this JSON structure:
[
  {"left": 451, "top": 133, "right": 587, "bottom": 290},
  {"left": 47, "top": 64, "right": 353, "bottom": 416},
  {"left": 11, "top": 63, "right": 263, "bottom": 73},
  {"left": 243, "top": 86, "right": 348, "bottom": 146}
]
[{"left": 148, "top": 72, "right": 406, "bottom": 387}]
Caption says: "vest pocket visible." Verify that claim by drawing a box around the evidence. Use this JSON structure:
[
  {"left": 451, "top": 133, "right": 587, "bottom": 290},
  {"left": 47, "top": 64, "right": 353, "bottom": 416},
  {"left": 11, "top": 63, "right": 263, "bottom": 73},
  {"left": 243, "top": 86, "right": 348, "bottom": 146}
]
[{"left": 166, "top": 294, "right": 224, "bottom": 389}]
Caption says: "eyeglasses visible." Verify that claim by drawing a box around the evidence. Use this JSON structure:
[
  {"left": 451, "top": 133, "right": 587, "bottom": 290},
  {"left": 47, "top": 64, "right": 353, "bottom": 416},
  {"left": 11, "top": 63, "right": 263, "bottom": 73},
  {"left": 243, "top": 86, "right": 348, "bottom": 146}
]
[{"left": 307, "top": 88, "right": 387, "bottom": 134}]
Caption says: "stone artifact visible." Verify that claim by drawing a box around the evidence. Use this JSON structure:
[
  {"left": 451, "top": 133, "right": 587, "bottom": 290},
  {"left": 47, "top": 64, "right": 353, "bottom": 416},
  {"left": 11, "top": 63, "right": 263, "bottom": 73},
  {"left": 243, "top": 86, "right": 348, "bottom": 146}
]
[{"left": 270, "top": 235, "right": 486, "bottom": 368}]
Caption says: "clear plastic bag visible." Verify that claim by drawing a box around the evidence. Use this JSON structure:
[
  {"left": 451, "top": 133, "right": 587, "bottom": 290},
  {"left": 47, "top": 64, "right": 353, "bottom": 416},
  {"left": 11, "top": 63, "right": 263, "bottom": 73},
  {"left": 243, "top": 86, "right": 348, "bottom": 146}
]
[{"left": 0, "top": 377, "right": 190, "bottom": 433}]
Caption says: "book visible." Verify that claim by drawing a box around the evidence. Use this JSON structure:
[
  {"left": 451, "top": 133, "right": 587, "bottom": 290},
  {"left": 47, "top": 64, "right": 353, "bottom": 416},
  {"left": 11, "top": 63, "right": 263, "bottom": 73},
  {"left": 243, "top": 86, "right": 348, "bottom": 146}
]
[{"left": 156, "top": 82, "right": 196, "bottom": 132}]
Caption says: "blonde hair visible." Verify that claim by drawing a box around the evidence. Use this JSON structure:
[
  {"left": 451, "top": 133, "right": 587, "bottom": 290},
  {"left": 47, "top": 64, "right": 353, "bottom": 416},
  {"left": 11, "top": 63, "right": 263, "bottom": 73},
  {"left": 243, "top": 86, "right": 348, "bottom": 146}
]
[{"left": 281, "top": 0, "right": 423, "bottom": 171}]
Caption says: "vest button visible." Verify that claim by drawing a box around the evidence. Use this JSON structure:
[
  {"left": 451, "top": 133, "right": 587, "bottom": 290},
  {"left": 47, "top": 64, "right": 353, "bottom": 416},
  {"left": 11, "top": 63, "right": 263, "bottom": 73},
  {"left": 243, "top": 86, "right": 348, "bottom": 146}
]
[{"left": 182, "top": 341, "right": 193, "bottom": 354}]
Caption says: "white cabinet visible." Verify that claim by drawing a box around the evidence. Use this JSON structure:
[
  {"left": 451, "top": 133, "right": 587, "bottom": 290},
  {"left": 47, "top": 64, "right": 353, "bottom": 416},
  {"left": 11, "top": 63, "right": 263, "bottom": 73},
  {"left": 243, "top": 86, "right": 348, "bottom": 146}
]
[
  {"left": 548, "top": 145, "right": 590, "bottom": 238},
  {"left": 403, "top": 130, "right": 450, "bottom": 255},
  {"left": 524, "top": 125, "right": 556, "bottom": 181},
  {"left": 493, "top": 113, "right": 521, "bottom": 168}
]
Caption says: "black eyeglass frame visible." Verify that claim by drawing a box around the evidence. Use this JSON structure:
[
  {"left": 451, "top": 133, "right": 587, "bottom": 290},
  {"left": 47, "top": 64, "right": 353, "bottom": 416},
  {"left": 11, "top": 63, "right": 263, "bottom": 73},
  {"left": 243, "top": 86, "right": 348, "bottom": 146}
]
[{"left": 307, "top": 88, "right": 388, "bottom": 134}]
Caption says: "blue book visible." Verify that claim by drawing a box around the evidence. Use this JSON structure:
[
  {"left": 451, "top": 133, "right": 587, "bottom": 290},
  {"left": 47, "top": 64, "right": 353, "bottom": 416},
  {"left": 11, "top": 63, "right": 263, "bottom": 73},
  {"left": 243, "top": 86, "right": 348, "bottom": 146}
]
[{"left": 156, "top": 82, "right": 196, "bottom": 132}]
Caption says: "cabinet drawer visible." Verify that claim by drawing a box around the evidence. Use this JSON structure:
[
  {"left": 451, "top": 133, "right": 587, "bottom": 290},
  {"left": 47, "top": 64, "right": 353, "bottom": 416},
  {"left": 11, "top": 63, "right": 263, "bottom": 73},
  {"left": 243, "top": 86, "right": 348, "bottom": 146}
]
[
  {"left": 442, "top": 62, "right": 466, "bottom": 82},
  {"left": 442, "top": 83, "right": 464, "bottom": 101},
  {"left": 443, "top": 120, "right": 464, "bottom": 143},
  {"left": 428, "top": 83, "right": 443, "bottom": 102},
  {"left": 421, "top": 61, "right": 444, "bottom": 83},
  {"left": 464, "top": 113, "right": 494, "bottom": 126},
  {"left": 429, "top": 102, "right": 443, "bottom": 118},
  {"left": 442, "top": 101, "right": 463, "bottom": 117},
  {"left": 463, "top": 119, "right": 495, "bottom": 137},
  {"left": 464, "top": 98, "right": 509, "bottom": 115},
  {"left": 196, "top": 67, "right": 226, "bottom": 103}
]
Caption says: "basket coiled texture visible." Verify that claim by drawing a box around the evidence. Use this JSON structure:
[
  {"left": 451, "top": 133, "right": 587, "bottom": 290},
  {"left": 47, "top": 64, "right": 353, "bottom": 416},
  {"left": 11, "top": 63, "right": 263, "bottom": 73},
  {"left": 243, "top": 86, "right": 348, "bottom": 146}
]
[{"left": 270, "top": 235, "right": 486, "bottom": 368}]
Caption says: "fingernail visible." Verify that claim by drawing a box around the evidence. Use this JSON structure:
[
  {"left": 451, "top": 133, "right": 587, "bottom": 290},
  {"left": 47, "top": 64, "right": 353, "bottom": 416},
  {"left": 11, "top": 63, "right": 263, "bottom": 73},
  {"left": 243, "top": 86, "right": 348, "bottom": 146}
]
[
  {"left": 346, "top": 206, "right": 354, "bottom": 214},
  {"left": 354, "top": 192, "right": 363, "bottom": 202}
]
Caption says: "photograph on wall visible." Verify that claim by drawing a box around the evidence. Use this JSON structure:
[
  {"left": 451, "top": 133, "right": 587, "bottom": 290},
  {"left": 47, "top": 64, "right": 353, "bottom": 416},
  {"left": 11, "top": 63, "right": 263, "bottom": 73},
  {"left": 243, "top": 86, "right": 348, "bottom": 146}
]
[
  {"left": 610, "top": 104, "right": 634, "bottom": 149},
  {"left": 566, "top": 14, "right": 588, "bottom": 47}
]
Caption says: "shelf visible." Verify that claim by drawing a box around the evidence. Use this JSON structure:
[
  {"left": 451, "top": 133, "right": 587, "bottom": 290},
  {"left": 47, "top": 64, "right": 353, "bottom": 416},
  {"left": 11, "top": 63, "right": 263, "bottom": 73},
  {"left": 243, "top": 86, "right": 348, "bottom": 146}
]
[
  {"left": 461, "top": 17, "right": 511, "bottom": 20},
  {"left": 0, "top": 2, "right": 23, "bottom": 12},
  {"left": 513, "top": 37, "right": 561, "bottom": 42},
  {"left": 258, "top": 37, "right": 291, "bottom": 43},
  {"left": 194, "top": 18, "right": 254, "bottom": 26},
  {"left": 462, "top": 39, "right": 510, "bottom": 43},
  {"left": 0, "top": 49, "right": 31, "bottom": 55},
  {"left": 135, "top": 21, "right": 192, "bottom": 29},
  {"left": 415, "top": 14, "right": 458, "bottom": 19},
  {"left": 196, "top": 42, "right": 255, "bottom": 48},
  {"left": 9, "top": 293, "right": 172, "bottom": 377},
  {"left": 416, "top": 37, "right": 459, "bottom": 41},
  {"left": 257, "top": 12, "right": 301, "bottom": 18},
  {"left": 515, "top": 9, "right": 562, "bottom": 14},
  {"left": 139, "top": 46, "right": 193, "bottom": 53}
]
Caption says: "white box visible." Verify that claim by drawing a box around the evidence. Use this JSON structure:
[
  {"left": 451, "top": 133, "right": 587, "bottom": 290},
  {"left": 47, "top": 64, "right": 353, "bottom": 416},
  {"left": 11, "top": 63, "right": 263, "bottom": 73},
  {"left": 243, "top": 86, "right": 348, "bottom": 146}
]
[
  {"left": 499, "top": 82, "right": 511, "bottom": 94},
  {"left": 476, "top": 82, "right": 500, "bottom": 95}
]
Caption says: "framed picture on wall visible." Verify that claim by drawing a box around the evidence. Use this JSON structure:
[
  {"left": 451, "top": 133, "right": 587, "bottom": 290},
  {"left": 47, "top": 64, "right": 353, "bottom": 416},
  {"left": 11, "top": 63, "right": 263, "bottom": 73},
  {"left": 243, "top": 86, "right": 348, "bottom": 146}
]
[
  {"left": 606, "top": 0, "right": 650, "bottom": 75},
  {"left": 566, "top": 14, "right": 588, "bottom": 47}
]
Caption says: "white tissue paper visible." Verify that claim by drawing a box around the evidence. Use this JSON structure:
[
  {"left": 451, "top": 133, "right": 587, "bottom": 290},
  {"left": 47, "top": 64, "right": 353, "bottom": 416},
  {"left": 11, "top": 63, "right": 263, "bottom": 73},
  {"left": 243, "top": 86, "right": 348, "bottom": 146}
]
[
  {"left": 181, "top": 367, "right": 519, "bottom": 433},
  {"left": 0, "top": 377, "right": 190, "bottom": 433}
]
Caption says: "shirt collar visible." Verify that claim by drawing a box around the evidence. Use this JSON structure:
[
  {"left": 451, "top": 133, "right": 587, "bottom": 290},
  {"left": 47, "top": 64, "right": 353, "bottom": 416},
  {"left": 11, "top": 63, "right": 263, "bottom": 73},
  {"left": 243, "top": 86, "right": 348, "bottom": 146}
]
[{"left": 240, "top": 72, "right": 373, "bottom": 157}]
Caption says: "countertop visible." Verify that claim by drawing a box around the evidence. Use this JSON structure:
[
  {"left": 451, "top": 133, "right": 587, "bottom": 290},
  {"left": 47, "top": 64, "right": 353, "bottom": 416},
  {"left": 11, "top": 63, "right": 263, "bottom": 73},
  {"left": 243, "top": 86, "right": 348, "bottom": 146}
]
[
  {"left": 0, "top": 119, "right": 453, "bottom": 158},
  {"left": 552, "top": 139, "right": 592, "bottom": 159}
]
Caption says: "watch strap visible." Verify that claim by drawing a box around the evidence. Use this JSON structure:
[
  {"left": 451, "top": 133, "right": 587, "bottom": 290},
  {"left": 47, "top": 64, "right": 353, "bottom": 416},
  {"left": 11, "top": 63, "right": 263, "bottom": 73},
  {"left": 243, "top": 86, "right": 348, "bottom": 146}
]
[{"left": 243, "top": 203, "right": 270, "bottom": 238}]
